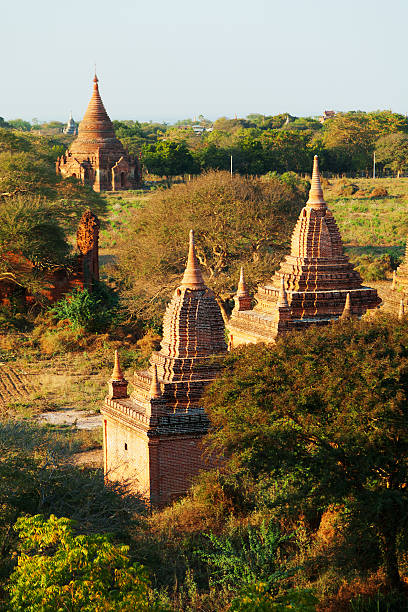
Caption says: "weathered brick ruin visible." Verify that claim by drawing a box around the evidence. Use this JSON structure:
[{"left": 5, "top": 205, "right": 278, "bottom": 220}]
[
  {"left": 101, "top": 231, "right": 227, "bottom": 507},
  {"left": 228, "top": 156, "right": 381, "bottom": 346},
  {"left": 76, "top": 209, "right": 100, "bottom": 289},
  {"left": 381, "top": 242, "right": 408, "bottom": 318},
  {"left": 56, "top": 76, "right": 141, "bottom": 192},
  {"left": 0, "top": 209, "right": 100, "bottom": 306}
]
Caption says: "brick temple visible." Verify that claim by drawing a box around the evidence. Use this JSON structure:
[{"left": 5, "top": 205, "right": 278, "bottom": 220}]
[
  {"left": 228, "top": 156, "right": 381, "bottom": 346},
  {"left": 56, "top": 75, "right": 140, "bottom": 192},
  {"left": 101, "top": 231, "right": 227, "bottom": 507}
]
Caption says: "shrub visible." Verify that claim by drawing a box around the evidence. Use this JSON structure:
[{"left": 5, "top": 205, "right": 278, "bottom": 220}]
[
  {"left": 37, "top": 326, "right": 86, "bottom": 355},
  {"left": 196, "top": 522, "right": 292, "bottom": 590},
  {"left": 369, "top": 187, "right": 388, "bottom": 198},
  {"left": 51, "top": 282, "right": 120, "bottom": 332},
  {"left": 8, "top": 514, "right": 166, "bottom": 611},
  {"left": 332, "top": 181, "right": 359, "bottom": 197},
  {"left": 354, "top": 189, "right": 368, "bottom": 198},
  {"left": 350, "top": 254, "right": 392, "bottom": 281}
]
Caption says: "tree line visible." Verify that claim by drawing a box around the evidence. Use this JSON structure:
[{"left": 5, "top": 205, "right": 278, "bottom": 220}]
[{"left": 3, "top": 109, "right": 408, "bottom": 181}]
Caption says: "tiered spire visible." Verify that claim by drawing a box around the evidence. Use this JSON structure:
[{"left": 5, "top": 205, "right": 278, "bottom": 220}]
[
  {"left": 391, "top": 270, "right": 397, "bottom": 291},
  {"left": 228, "top": 156, "right": 380, "bottom": 346},
  {"left": 181, "top": 230, "right": 205, "bottom": 290},
  {"left": 234, "top": 267, "right": 252, "bottom": 311},
  {"left": 306, "top": 155, "right": 326, "bottom": 209},
  {"left": 76, "top": 74, "right": 116, "bottom": 141}
]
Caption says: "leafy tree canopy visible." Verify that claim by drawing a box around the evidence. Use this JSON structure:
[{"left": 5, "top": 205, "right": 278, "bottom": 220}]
[
  {"left": 205, "top": 316, "right": 408, "bottom": 590},
  {"left": 375, "top": 132, "right": 408, "bottom": 176},
  {"left": 8, "top": 514, "right": 165, "bottom": 612},
  {"left": 142, "top": 141, "right": 200, "bottom": 184},
  {"left": 113, "top": 170, "right": 307, "bottom": 323}
]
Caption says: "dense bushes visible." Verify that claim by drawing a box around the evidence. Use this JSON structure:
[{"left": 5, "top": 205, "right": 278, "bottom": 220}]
[
  {"left": 204, "top": 316, "right": 408, "bottom": 594},
  {"left": 113, "top": 170, "right": 308, "bottom": 323},
  {"left": 51, "top": 283, "right": 121, "bottom": 332}
]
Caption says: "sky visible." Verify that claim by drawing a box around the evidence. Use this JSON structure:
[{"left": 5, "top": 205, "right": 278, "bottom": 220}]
[{"left": 1, "top": 0, "right": 407, "bottom": 123}]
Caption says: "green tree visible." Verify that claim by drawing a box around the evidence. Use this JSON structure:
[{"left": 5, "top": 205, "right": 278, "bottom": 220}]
[
  {"left": 8, "top": 514, "right": 165, "bottom": 611},
  {"left": 142, "top": 141, "right": 199, "bottom": 185},
  {"left": 322, "top": 112, "right": 377, "bottom": 172},
  {"left": 113, "top": 171, "right": 307, "bottom": 323},
  {"left": 7, "top": 119, "right": 31, "bottom": 132},
  {"left": 0, "top": 196, "right": 70, "bottom": 293},
  {"left": 205, "top": 317, "right": 408, "bottom": 591},
  {"left": 375, "top": 133, "right": 408, "bottom": 177}
]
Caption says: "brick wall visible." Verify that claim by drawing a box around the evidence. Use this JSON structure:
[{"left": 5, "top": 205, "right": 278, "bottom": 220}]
[
  {"left": 104, "top": 416, "right": 150, "bottom": 498},
  {"left": 150, "top": 435, "right": 209, "bottom": 506}
]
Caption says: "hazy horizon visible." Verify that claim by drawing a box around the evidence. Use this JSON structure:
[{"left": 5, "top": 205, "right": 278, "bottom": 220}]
[{"left": 2, "top": 0, "right": 407, "bottom": 123}]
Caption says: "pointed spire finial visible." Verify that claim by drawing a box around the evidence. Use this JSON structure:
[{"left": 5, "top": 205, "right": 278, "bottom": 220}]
[
  {"left": 111, "top": 350, "right": 124, "bottom": 381},
  {"left": 181, "top": 230, "right": 205, "bottom": 290},
  {"left": 277, "top": 275, "right": 289, "bottom": 308},
  {"left": 340, "top": 293, "right": 352, "bottom": 319},
  {"left": 399, "top": 299, "right": 405, "bottom": 320},
  {"left": 306, "top": 155, "right": 326, "bottom": 209},
  {"left": 237, "top": 267, "right": 250, "bottom": 297},
  {"left": 93, "top": 64, "right": 99, "bottom": 87},
  {"left": 150, "top": 364, "right": 162, "bottom": 398}
]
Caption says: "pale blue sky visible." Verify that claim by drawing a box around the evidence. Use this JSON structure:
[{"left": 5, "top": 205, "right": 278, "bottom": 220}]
[{"left": 2, "top": 0, "right": 407, "bottom": 122}]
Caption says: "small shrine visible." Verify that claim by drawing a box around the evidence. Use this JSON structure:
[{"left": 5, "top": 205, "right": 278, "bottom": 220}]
[
  {"left": 101, "top": 231, "right": 227, "bottom": 507},
  {"left": 63, "top": 112, "right": 77, "bottom": 135},
  {"left": 228, "top": 156, "right": 381, "bottom": 346}
]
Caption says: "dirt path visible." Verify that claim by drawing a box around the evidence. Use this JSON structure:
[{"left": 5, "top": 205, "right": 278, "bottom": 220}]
[{"left": 0, "top": 364, "right": 33, "bottom": 406}]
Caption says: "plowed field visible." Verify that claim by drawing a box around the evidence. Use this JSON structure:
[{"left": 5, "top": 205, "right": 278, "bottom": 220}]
[{"left": 0, "top": 365, "right": 33, "bottom": 406}]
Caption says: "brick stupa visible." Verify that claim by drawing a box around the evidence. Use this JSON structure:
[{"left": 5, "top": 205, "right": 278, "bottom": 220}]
[
  {"left": 101, "top": 230, "right": 227, "bottom": 507},
  {"left": 56, "top": 75, "right": 140, "bottom": 191},
  {"left": 228, "top": 156, "right": 381, "bottom": 346}
]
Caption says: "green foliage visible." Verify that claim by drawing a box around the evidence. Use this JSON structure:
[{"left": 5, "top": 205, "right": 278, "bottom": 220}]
[
  {"left": 0, "top": 129, "right": 105, "bottom": 230},
  {"left": 349, "top": 590, "right": 408, "bottom": 611},
  {"left": 196, "top": 522, "right": 291, "bottom": 589},
  {"left": 205, "top": 317, "right": 408, "bottom": 590},
  {"left": 350, "top": 253, "right": 393, "bottom": 281},
  {"left": 142, "top": 140, "right": 199, "bottom": 182},
  {"left": 8, "top": 514, "right": 165, "bottom": 611},
  {"left": 231, "top": 583, "right": 317, "bottom": 611},
  {"left": 0, "top": 196, "right": 70, "bottom": 294},
  {"left": 7, "top": 119, "right": 31, "bottom": 132},
  {"left": 376, "top": 133, "right": 408, "bottom": 175},
  {"left": 51, "top": 283, "right": 120, "bottom": 332},
  {"left": 113, "top": 170, "right": 307, "bottom": 322}
]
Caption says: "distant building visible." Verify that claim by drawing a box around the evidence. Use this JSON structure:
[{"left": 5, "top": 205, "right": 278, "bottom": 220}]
[
  {"left": 63, "top": 112, "right": 78, "bottom": 135},
  {"left": 319, "top": 110, "right": 336, "bottom": 124},
  {"left": 56, "top": 75, "right": 141, "bottom": 192},
  {"left": 192, "top": 124, "right": 206, "bottom": 134}
]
